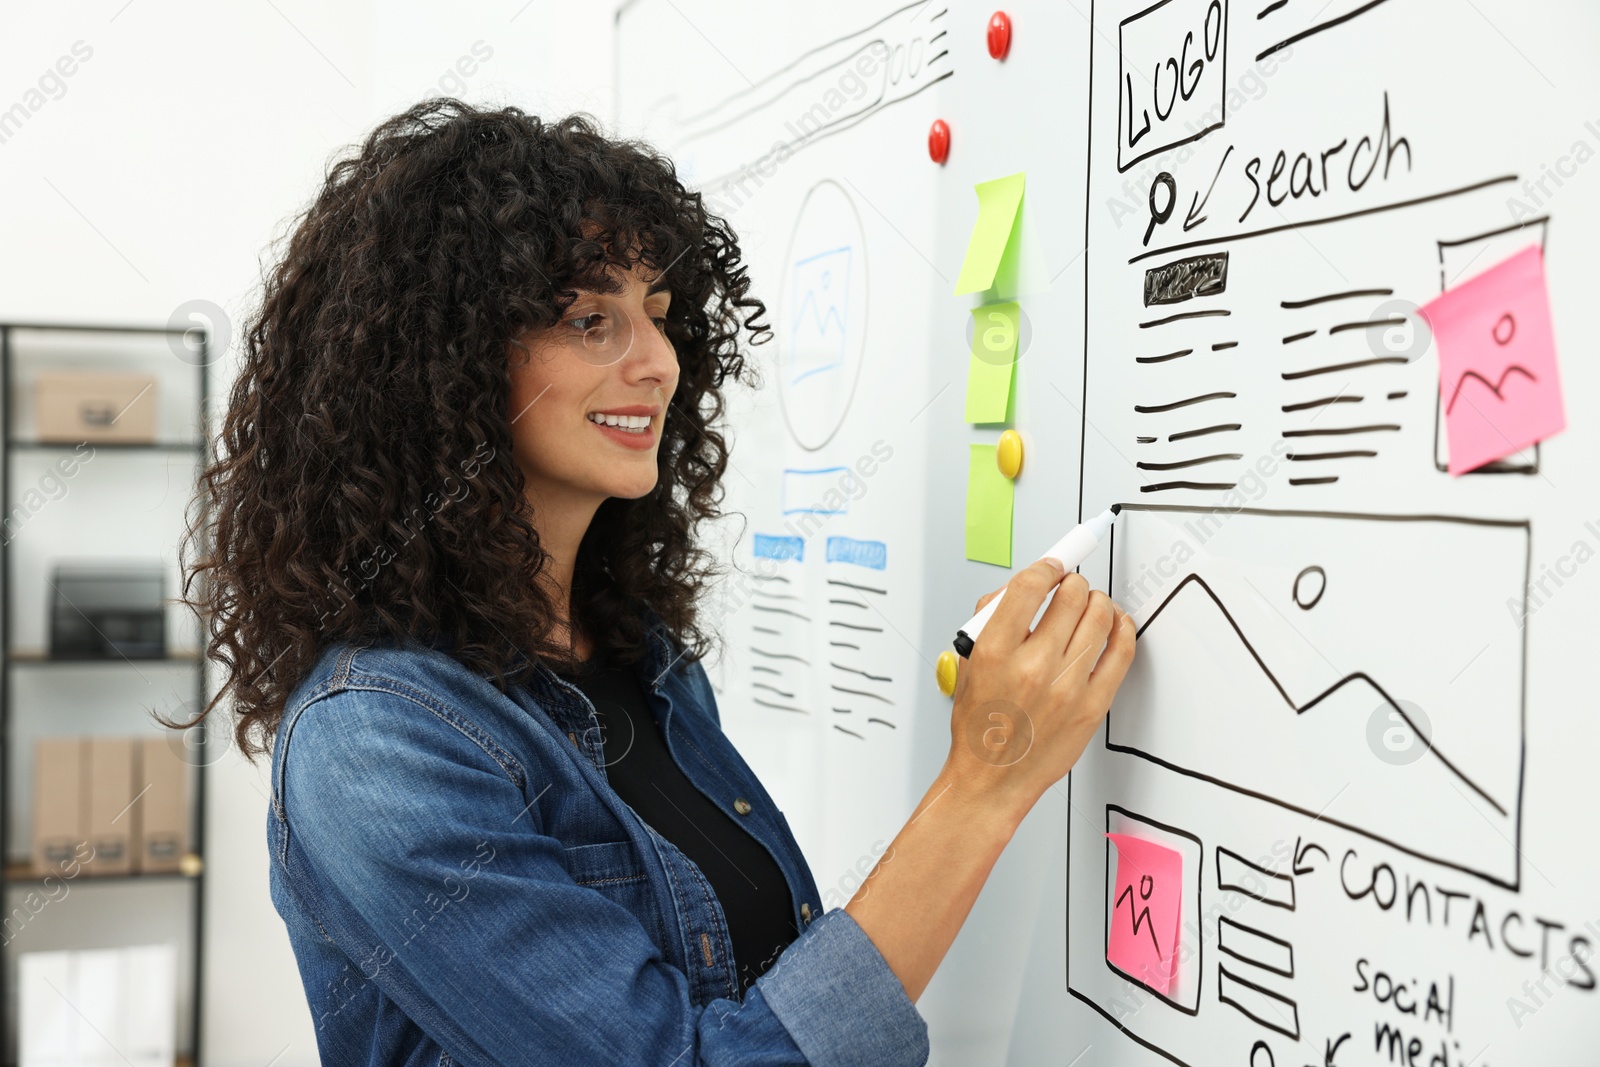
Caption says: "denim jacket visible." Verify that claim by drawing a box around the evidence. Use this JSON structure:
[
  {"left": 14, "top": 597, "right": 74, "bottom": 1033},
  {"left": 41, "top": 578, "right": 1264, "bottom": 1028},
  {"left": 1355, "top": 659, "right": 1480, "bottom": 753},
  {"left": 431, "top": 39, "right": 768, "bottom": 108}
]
[{"left": 266, "top": 615, "right": 930, "bottom": 1066}]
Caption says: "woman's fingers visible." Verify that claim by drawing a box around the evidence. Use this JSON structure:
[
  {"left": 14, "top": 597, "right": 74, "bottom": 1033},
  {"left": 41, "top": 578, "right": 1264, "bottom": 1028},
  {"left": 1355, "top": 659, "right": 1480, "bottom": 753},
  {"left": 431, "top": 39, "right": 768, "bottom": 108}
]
[
  {"left": 976, "top": 559, "right": 1068, "bottom": 655},
  {"left": 973, "top": 587, "right": 1004, "bottom": 614},
  {"left": 1025, "top": 571, "right": 1091, "bottom": 654},
  {"left": 949, "top": 577, "right": 1139, "bottom": 796},
  {"left": 1056, "top": 590, "right": 1118, "bottom": 687},
  {"left": 1084, "top": 607, "right": 1138, "bottom": 710}
]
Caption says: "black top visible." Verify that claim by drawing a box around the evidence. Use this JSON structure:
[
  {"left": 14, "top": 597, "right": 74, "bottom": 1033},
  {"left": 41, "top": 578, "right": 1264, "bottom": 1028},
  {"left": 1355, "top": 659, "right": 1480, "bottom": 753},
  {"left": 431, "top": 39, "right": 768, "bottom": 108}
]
[{"left": 551, "top": 649, "right": 798, "bottom": 994}]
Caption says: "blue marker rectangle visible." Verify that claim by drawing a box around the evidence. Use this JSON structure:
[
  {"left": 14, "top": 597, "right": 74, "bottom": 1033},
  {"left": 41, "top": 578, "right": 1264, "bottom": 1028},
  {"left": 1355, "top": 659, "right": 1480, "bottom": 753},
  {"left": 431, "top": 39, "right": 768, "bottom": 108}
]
[
  {"left": 782, "top": 467, "right": 851, "bottom": 515},
  {"left": 826, "top": 536, "right": 886, "bottom": 570},
  {"left": 753, "top": 534, "right": 804, "bottom": 561}
]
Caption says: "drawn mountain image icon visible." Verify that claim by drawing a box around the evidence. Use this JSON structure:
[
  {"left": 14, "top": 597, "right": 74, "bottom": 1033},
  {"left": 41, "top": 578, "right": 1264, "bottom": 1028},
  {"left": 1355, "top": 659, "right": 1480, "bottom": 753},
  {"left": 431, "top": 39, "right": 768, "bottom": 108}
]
[
  {"left": 1444, "top": 364, "right": 1537, "bottom": 416},
  {"left": 1106, "top": 507, "right": 1528, "bottom": 890},
  {"left": 1423, "top": 243, "right": 1566, "bottom": 475},
  {"left": 777, "top": 179, "right": 869, "bottom": 452}
]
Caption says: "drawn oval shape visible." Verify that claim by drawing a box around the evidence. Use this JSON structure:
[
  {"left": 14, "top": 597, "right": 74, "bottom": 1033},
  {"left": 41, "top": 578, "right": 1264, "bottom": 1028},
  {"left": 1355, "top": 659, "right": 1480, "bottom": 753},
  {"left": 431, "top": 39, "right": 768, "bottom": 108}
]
[
  {"left": 1493, "top": 312, "right": 1516, "bottom": 346},
  {"left": 1292, "top": 564, "right": 1326, "bottom": 609},
  {"left": 777, "top": 179, "right": 869, "bottom": 452}
]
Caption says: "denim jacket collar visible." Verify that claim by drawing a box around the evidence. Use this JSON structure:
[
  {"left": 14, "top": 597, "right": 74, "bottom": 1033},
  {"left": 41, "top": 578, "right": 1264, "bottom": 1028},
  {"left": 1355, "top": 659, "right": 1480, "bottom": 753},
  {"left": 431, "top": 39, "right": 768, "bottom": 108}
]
[{"left": 512, "top": 608, "right": 683, "bottom": 740}]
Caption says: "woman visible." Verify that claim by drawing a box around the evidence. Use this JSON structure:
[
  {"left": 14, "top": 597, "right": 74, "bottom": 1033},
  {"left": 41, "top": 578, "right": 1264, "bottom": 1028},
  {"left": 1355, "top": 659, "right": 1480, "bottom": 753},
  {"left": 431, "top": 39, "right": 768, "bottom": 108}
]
[{"left": 184, "top": 99, "right": 1136, "bottom": 1066}]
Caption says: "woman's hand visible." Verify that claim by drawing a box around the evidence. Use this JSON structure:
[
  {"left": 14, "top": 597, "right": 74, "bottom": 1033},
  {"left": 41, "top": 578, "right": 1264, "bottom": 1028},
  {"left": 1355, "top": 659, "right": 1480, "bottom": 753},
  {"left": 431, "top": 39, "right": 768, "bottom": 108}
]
[
  {"left": 945, "top": 557, "right": 1137, "bottom": 816},
  {"left": 844, "top": 558, "right": 1137, "bottom": 1003}
]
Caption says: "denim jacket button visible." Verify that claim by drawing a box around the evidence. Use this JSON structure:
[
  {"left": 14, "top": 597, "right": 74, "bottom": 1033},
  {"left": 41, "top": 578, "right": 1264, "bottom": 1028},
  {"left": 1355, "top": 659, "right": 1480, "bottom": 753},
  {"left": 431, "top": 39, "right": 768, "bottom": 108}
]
[
  {"left": 733, "top": 798, "right": 752, "bottom": 815},
  {"left": 800, "top": 902, "right": 813, "bottom": 924}
]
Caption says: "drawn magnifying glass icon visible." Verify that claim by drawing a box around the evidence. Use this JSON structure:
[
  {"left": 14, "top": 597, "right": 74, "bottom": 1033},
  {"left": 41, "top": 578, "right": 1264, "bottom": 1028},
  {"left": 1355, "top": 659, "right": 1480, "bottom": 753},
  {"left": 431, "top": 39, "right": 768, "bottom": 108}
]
[{"left": 1144, "top": 172, "right": 1176, "bottom": 247}]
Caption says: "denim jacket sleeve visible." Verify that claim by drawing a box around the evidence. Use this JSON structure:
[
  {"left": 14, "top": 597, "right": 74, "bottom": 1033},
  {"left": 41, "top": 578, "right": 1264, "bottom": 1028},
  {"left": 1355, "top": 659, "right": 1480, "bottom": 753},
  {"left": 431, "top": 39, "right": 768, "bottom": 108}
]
[{"left": 278, "top": 682, "right": 929, "bottom": 1066}]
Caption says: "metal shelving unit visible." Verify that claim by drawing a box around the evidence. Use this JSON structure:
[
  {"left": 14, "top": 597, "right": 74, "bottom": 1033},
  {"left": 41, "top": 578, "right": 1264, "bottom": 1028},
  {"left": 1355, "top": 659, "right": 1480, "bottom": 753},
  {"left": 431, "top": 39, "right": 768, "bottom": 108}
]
[{"left": 0, "top": 322, "right": 208, "bottom": 1066}]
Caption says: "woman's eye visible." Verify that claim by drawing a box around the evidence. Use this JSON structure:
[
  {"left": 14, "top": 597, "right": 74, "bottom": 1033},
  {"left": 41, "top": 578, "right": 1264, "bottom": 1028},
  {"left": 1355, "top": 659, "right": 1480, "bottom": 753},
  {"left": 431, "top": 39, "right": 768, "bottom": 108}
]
[
  {"left": 568, "top": 313, "right": 605, "bottom": 332},
  {"left": 651, "top": 315, "right": 670, "bottom": 333}
]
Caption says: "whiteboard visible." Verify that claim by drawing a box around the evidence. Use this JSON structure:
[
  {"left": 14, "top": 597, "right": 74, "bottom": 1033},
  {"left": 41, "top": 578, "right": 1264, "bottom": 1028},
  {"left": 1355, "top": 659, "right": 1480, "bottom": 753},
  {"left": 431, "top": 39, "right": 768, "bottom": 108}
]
[{"left": 615, "top": 1, "right": 1600, "bottom": 1062}]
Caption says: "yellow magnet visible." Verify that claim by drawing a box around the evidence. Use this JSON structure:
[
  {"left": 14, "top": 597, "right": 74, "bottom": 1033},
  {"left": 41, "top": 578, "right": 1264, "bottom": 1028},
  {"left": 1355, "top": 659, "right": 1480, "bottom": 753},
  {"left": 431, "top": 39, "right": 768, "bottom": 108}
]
[
  {"left": 996, "top": 429, "right": 1024, "bottom": 479},
  {"left": 935, "top": 649, "right": 959, "bottom": 696}
]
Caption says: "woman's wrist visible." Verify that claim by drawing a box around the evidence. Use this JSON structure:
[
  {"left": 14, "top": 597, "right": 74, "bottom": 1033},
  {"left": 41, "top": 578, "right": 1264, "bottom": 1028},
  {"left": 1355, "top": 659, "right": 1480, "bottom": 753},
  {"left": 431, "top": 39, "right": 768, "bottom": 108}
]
[{"left": 932, "top": 750, "right": 1041, "bottom": 838}]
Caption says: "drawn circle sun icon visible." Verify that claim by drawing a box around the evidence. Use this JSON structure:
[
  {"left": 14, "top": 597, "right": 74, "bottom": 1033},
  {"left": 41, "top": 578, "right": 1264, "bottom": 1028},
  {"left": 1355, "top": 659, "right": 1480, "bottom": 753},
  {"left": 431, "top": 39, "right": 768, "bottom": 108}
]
[{"left": 1292, "top": 565, "right": 1326, "bottom": 610}]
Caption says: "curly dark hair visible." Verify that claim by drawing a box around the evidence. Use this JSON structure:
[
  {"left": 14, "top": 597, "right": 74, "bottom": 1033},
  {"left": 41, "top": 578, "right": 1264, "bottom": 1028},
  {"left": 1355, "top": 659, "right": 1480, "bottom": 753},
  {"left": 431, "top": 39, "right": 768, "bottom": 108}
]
[{"left": 179, "top": 98, "right": 768, "bottom": 760}]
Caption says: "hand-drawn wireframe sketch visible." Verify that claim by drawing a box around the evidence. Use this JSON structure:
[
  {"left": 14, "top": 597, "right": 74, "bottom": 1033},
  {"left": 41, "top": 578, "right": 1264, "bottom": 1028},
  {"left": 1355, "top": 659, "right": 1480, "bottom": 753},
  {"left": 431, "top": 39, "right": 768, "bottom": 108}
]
[
  {"left": 1067, "top": 1, "right": 1587, "bottom": 1062},
  {"left": 778, "top": 180, "right": 870, "bottom": 451},
  {"left": 1069, "top": 503, "right": 1529, "bottom": 1063},
  {"left": 1081, "top": 0, "right": 1541, "bottom": 500},
  {"left": 1109, "top": 505, "right": 1527, "bottom": 890},
  {"left": 618, "top": 0, "right": 933, "bottom": 744},
  {"left": 744, "top": 531, "right": 897, "bottom": 733},
  {"left": 620, "top": 1, "right": 952, "bottom": 196}
]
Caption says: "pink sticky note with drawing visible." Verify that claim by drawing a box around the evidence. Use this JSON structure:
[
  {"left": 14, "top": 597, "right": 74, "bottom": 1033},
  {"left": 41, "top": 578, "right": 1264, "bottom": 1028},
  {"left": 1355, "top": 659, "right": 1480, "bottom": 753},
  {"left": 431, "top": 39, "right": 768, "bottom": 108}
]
[
  {"left": 1420, "top": 244, "right": 1566, "bottom": 475},
  {"left": 1106, "top": 833, "right": 1183, "bottom": 995}
]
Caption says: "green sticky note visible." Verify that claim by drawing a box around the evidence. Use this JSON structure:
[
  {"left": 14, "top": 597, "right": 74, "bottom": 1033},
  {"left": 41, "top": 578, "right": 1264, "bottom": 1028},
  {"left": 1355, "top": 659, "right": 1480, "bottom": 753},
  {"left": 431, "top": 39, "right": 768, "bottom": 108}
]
[
  {"left": 954, "top": 173, "right": 1026, "bottom": 296},
  {"left": 965, "top": 444, "right": 1013, "bottom": 567},
  {"left": 965, "top": 302, "right": 1020, "bottom": 423}
]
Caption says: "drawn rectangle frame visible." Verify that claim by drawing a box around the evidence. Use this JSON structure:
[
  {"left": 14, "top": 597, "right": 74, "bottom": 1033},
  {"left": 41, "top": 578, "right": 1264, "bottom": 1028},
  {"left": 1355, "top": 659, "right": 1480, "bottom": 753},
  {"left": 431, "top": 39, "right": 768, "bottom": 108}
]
[
  {"left": 1116, "top": 0, "right": 1230, "bottom": 173},
  {"left": 1100, "top": 804, "right": 1205, "bottom": 1015},
  {"left": 1103, "top": 504, "right": 1530, "bottom": 892},
  {"left": 1216, "top": 915, "right": 1295, "bottom": 978},
  {"left": 1432, "top": 217, "right": 1548, "bottom": 476},
  {"left": 1215, "top": 846, "right": 1295, "bottom": 911},
  {"left": 1217, "top": 962, "right": 1300, "bottom": 1040}
]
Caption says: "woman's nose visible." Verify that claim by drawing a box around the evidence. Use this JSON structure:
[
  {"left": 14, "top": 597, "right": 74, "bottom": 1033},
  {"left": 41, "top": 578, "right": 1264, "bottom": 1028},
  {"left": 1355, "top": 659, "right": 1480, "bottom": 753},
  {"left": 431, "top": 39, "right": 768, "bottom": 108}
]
[{"left": 624, "top": 312, "right": 677, "bottom": 383}]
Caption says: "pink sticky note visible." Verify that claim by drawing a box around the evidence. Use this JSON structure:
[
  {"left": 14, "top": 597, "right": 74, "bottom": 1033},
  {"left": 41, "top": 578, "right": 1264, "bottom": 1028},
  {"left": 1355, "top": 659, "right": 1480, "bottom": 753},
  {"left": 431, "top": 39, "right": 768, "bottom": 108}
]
[
  {"left": 1106, "top": 833, "right": 1183, "bottom": 995},
  {"left": 1420, "top": 245, "right": 1566, "bottom": 475}
]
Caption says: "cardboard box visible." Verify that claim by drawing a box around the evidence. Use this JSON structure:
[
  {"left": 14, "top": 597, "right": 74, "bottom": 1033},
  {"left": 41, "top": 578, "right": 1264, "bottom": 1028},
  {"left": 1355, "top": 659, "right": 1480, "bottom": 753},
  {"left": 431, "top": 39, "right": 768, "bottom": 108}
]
[
  {"left": 84, "top": 736, "right": 134, "bottom": 874},
  {"left": 32, "top": 737, "right": 82, "bottom": 875},
  {"left": 134, "top": 738, "right": 188, "bottom": 874},
  {"left": 34, "top": 372, "right": 158, "bottom": 444}
]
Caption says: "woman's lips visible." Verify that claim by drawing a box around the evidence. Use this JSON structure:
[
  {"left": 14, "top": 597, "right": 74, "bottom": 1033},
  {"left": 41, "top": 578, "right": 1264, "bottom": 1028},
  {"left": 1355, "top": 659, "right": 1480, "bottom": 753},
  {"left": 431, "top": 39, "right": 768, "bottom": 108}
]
[{"left": 589, "top": 417, "right": 656, "bottom": 450}]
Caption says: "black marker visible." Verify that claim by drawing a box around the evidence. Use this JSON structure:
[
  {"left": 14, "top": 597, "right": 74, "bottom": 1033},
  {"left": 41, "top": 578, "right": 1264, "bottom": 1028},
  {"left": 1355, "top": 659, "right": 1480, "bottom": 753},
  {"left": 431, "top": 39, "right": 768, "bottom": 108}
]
[{"left": 953, "top": 505, "right": 1121, "bottom": 657}]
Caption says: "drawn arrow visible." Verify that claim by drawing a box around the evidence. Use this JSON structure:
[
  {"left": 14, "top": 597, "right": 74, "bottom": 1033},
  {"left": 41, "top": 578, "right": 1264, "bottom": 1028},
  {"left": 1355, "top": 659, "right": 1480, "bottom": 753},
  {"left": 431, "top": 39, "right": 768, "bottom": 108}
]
[
  {"left": 1184, "top": 145, "right": 1234, "bottom": 231},
  {"left": 1293, "top": 836, "right": 1329, "bottom": 877}
]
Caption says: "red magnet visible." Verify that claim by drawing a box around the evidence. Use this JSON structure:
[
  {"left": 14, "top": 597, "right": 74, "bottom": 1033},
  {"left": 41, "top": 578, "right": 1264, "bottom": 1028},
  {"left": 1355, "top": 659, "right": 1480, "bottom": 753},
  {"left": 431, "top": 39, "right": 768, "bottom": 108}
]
[
  {"left": 928, "top": 118, "right": 950, "bottom": 164},
  {"left": 987, "top": 11, "right": 1012, "bottom": 60}
]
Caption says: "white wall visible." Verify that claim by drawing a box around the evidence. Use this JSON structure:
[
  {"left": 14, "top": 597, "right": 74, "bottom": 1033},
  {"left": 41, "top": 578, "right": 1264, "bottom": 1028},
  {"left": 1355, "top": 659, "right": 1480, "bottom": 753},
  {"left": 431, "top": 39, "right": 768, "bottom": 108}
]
[{"left": 0, "top": 2, "right": 616, "bottom": 1062}]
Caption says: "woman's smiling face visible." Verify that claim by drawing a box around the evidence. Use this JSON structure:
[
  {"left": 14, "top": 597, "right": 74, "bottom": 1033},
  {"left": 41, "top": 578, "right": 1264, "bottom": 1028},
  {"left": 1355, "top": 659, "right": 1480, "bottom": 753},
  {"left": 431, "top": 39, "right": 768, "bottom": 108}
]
[{"left": 507, "top": 261, "right": 679, "bottom": 508}]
